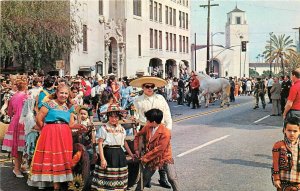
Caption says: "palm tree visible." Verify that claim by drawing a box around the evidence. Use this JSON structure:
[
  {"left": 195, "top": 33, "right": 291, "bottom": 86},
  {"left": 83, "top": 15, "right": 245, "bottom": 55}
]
[
  {"left": 263, "top": 34, "right": 297, "bottom": 75},
  {"left": 286, "top": 52, "right": 300, "bottom": 74}
]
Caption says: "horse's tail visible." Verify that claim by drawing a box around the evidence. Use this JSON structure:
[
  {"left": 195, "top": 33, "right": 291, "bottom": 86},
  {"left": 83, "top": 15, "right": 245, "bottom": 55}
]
[{"left": 225, "top": 84, "right": 231, "bottom": 96}]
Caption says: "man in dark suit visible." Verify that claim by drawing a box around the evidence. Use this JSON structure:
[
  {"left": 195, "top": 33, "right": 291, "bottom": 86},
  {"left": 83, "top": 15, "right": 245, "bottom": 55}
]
[{"left": 281, "top": 75, "right": 292, "bottom": 114}]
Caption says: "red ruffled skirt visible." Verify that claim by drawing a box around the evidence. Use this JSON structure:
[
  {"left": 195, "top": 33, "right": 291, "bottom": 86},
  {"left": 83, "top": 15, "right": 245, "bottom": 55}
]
[{"left": 30, "top": 124, "right": 73, "bottom": 183}]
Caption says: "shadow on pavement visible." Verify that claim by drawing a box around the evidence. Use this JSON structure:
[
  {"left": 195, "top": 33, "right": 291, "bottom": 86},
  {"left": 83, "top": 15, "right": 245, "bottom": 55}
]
[{"left": 210, "top": 157, "right": 271, "bottom": 169}]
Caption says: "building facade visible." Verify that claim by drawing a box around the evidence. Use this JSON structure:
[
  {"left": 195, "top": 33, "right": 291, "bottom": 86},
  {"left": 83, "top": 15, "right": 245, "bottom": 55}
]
[
  {"left": 68, "top": 0, "right": 191, "bottom": 78},
  {"left": 191, "top": 6, "right": 249, "bottom": 78}
]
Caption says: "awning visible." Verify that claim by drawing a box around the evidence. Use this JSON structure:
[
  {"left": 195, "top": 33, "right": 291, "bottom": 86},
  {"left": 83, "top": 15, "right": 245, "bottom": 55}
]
[{"left": 78, "top": 66, "right": 92, "bottom": 72}]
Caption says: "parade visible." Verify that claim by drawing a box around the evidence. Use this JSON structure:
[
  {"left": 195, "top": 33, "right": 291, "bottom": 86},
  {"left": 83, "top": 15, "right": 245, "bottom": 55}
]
[{"left": 1, "top": 0, "right": 300, "bottom": 191}]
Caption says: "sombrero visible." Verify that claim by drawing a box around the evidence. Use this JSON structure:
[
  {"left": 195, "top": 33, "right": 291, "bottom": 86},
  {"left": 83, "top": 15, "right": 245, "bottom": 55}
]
[
  {"left": 100, "top": 104, "right": 126, "bottom": 114},
  {"left": 129, "top": 76, "right": 167, "bottom": 88}
]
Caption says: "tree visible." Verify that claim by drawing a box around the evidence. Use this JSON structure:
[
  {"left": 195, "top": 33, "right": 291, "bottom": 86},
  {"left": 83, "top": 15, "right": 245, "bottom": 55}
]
[
  {"left": 262, "top": 70, "right": 273, "bottom": 78},
  {"left": 249, "top": 68, "right": 259, "bottom": 77},
  {"left": 286, "top": 53, "right": 300, "bottom": 74},
  {"left": 263, "top": 34, "right": 297, "bottom": 76},
  {"left": 0, "top": 1, "right": 81, "bottom": 73}
]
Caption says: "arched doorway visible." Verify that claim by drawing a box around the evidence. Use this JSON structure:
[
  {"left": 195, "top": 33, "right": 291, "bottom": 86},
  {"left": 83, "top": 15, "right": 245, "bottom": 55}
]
[
  {"left": 179, "top": 60, "right": 189, "bottom": 78},
  {"left": 165, "top": 59, "right": 176, "bottom": 78},
  {"left": 149, "top": 58, "right": 163, "bottom": 77},
  {"left": 108, "top": 37, "right": 118, "bottom": 74},
  {"left": 211, "top": 59, "right": 220, "bottom": 77}
]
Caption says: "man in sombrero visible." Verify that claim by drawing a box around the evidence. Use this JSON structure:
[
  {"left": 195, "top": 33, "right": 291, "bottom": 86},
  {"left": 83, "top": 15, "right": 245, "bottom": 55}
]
[{"left": 130, "top": 74, "right": 172, "bottom": 189}]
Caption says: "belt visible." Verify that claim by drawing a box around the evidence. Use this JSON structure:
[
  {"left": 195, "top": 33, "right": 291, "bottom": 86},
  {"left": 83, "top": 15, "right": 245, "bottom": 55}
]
[
  {"left": 104, "top": 145, "right": 121, "bottom": 148},
  {"left": 46, "top": 121, "right": 68, "bottom": 124}
]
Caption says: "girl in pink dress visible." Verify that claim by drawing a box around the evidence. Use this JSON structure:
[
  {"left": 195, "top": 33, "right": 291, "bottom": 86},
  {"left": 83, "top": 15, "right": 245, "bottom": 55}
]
[{"left": 2, "top": 77, "right": 28, "bottom": 178}]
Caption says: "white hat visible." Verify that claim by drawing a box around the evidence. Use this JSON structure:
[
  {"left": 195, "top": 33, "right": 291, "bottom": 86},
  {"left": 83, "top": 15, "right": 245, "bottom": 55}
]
[{"left": 129, "top": 76, "right": 167, "bottom": 88}]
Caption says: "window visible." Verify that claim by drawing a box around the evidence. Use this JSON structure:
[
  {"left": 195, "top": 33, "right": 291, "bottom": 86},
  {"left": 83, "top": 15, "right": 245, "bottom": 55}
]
[
  {"left": 133, "top": 0, "right": 142, "bottom": 16},
  {"left": 165, "top": 6, "right": 168, "bottom": 24},
  {"left": 99, "top": 0, "right": 103, "bottom": 15},
  {"left": 183, "top": 36, "right": 185, "bottom": 52},
  {"left": 174, "top": 34, "right": 176, "bottom": 51},
  {"left": 173, "top": 9, "right": 176, "bottom": 26},
  {"left": 169, "top": 8, "right": 172, "bottom": 25},
  {"left": 159, "top": 31, "right": 162, "bottom": 49},
  {"left": 166, "top": 32, "right": 169, "bottom": 50},
  {"left": 149, "top": 0, "right": 153, "bottom": 19},
  {"left": 186, "top": 37, "right": 189, "bottom": 53},
  {"left": 83, "top": 24, "right": 87, "bottom": 51},
  {"left": 179, "top": 35, "right": 182, "bottom": 52},
  {"left": 179, "top": 11, "right": 182, "bottom": 28},
  {"left": 154, "top": 2, "right": 157, "bottom": 21},
  {"left": 182, "top": 12, "right": 185, "bottom": 28},
  {"left": 138, "top": 35, "right": 141, "bottom": 56},
  {"left": 150, "top": 29, "right": 153, "bottom": 48},
  {"left": 154, "top": 30, "right": 158, "bottom": 49},
  {"left": 236, "top": 17, "right": 241, "bottom": 24},
  {"left": 186, "top": 0, "right": 189, "bottom": 6},
  {"left": 159, "top": 3, "right": 162, "bottom": 22},
  {"left": 186, "top": 13, "right": 188, "bottom": 29},
  {"left": 170, "top": 33, "right": 173, "bottom": 51}
]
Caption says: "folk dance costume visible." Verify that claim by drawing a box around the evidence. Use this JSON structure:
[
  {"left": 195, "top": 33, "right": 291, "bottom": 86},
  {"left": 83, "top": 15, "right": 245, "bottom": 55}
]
[
  {"left": 91, "top": 123, "right": 128, "bottom": 191},
  {"left": 2, "top": 91, "right": 27, "bottom": 157},
  {"left": 29, "top": 100, "right": 74, "bottom": 185}
]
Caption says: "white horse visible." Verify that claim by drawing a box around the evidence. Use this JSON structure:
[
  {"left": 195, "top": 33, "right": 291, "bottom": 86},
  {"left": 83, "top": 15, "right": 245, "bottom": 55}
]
[{"left": 196, "top": 71, "right": 231, "bottom": 108}]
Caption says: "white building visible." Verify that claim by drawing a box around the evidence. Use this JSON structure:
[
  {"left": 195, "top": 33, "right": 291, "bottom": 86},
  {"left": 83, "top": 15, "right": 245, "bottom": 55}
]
[
  {"left": 191, "top": 5, "right": 249, "bottom": 78},
  {"left": 68, "top": 0, "right": 191, "bottom": 78}
]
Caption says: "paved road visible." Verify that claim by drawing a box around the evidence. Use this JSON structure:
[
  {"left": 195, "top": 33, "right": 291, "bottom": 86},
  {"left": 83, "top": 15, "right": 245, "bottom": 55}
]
[{"left": 0, "top": 96, "right": 282, "bottom": 191}]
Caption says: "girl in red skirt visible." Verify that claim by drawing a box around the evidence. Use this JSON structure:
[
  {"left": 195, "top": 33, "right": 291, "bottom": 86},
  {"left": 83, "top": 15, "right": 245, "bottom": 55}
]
[{"left": 29, "top": 84, "right": 84, "bottom": 190}]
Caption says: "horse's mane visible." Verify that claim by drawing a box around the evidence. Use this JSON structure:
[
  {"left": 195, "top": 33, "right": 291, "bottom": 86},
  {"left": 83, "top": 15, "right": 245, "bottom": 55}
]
[{"left": 197, "top": 71, "right": 211, "bottom": 80}]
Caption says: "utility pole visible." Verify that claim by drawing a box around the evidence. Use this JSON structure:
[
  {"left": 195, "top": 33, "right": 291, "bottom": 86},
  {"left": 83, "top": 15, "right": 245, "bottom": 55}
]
[
  {"left": 200, "top": 0, "right": 219, "bottom": 75},
  {"left": 293, "top": 27, "right": 300, "bottom": 52},
  {"left": 194, "top": 33, "right": 197, "bottom": 72}
]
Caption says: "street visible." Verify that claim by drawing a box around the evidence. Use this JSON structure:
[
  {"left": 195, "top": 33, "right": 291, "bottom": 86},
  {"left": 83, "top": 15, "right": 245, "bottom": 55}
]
[{"left": 0, "top": 96, "right": 282, "bottom": 191}]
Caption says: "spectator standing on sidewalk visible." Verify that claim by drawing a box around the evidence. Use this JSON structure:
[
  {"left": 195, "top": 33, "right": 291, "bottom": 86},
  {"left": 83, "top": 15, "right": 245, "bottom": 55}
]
[
  {"left": 267, "top": 75, "right": 274, "bottom": 104},
  {"left": 281, "top": 75, "right": 292, "bottom": 114},
  {"left": 283, "top": 69, "right": 300, "bottom": 120},
  {"left": 270, "top": 77, "right": 281, "bottom": 116}
]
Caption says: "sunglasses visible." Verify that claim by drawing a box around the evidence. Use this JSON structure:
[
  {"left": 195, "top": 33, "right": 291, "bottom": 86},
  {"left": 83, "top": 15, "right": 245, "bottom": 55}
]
[{"left": 144, "top": 84, "right": 155, "bottom": 89}]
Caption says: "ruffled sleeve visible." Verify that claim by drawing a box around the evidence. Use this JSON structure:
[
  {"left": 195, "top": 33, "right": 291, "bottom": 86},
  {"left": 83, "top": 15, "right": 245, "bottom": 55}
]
[{"left": 95, "top": 125, "right": 107, "bottom": 142}]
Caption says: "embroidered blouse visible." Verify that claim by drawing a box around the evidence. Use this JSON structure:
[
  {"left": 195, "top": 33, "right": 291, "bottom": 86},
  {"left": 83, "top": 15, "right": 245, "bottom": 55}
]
[
  {"left": 95, "top": 123, "right": 126, "bottom": 147},
  {"left": 42, "top": 100, "right": 74, "bottom": 123}
]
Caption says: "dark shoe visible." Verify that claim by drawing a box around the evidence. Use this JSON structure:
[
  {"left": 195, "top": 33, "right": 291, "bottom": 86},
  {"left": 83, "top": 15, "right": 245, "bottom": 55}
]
[
  {"left": 278, "top": 114, "right": 281, "bottom": 116},
  {"left": 263, "top": 104, "right": 266, "bottom": 109},
  {"left": 186, "top": 104, "right": 190, "bottom": 107},
  {"left": 270, "top": 114, "right": 277, "bottom": 116},
  {"left": 253, "top": 106, "right": 259, "bottom": 109},
  {"left": 191, "top": 107, "right": 196, "bottom": 109},
  {"left": 145, "top": 182, "right": 151, "bottom": 188},
  {"left": 158, "top": 179, "right": 171, "bottom": 189}
]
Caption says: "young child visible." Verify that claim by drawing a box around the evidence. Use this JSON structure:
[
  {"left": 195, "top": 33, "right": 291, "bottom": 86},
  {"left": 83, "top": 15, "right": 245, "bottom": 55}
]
[
  {"left": 272, "top": 117, "right": 300, "bottom": 190},
  {"left": 134, "top": 108, "right": 180, "bottom": 191},
  {"left": 77, "top": 106, "right": 91, "bottom": 127}
]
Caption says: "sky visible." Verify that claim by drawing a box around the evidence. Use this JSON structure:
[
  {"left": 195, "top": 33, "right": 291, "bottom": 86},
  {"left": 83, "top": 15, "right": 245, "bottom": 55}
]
[{"left": 191, "top": 0, "right": 300, "bottom": 63}]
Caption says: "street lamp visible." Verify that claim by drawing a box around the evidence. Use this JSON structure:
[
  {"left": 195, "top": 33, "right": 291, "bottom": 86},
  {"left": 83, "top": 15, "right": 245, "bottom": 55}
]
[
  {"left": 210, "top": 32, "right": 224, "bottom": 74},
  {"left": 293, "top": 27, "right": 300, "bottom": 52},
  {"left": 269, "top": 32, "right": 273, "bottom": 76}
]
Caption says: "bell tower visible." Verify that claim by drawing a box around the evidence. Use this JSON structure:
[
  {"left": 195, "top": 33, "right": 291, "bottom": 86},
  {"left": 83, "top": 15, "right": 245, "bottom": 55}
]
[
  {"left": 224, "top": 5, "right": 249, "bottom": 78},
  {"left": 226, "top": 5, "right": 248, "bottom": 47}
]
